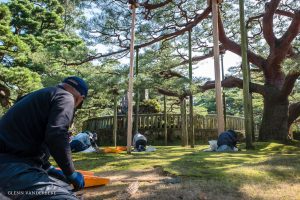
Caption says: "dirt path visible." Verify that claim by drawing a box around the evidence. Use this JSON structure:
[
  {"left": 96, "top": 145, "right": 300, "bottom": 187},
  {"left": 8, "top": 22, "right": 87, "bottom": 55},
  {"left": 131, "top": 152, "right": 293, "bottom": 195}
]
[
  {"left": 76, "top": 166, "right": 300, "bottom": 200},
  {"left": 78, "top": 167, "right": 206, "bottom": 200}
]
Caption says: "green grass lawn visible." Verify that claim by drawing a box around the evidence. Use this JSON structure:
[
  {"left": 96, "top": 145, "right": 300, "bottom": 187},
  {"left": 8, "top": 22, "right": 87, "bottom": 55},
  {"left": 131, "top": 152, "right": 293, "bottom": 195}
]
[{"left": 58, "top": 141, "right": 300, "bottom": 199}]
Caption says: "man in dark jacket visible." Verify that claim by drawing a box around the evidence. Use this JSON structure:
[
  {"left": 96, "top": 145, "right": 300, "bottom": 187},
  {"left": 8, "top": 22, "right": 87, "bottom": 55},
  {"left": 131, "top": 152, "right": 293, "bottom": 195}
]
[
  {"left": 0, "top": 76, "right": 88, "bottom": 199},
  {"left": 216, "top": 130, "right": 238, "bottom": 152}
]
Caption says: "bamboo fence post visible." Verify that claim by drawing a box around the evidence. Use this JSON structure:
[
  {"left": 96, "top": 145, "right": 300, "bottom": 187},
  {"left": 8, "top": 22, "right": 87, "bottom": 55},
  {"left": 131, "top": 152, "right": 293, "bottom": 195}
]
[
  {"left": 239, "top": 0, "right": 253, "bottom": 149},
  {"left": 113, "top": 94, "right": 118, "bottom": 147},
  {"left": 188, "top": 30, "right": 195, "bottom": 148},
  {"left": 164, "top": 95, "right": 168, "bottom": 145}
]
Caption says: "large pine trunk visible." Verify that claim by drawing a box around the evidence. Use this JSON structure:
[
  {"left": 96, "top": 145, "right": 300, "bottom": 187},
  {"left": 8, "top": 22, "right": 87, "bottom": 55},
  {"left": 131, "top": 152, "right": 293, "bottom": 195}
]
[{"left": 259, "top": 86, "right": 289, "bottom": 141}]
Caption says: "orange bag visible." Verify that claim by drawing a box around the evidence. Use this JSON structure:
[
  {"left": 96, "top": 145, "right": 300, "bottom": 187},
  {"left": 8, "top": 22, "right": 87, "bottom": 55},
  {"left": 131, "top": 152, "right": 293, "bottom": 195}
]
[
  {"left": 116, "top": 146, "right": 127, "bottom": 151},
  {"left": 103, "top": 147, "right": 122, "bottom": 153},
  {"left": 84, "top": 175, "right": 110, "bottom": 187}
]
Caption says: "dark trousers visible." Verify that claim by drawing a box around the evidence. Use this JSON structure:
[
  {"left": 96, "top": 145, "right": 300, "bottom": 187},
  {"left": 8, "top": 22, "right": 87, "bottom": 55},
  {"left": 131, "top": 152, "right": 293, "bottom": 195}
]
[
  {"left": 0, "top": 158, "right": 79, "bottom": 200},
  {"left": 135, "top": 139, "right": 147, "bottom": 150},
  {"left": 70, "top": 140, "right": 88, "bottom": 153}
]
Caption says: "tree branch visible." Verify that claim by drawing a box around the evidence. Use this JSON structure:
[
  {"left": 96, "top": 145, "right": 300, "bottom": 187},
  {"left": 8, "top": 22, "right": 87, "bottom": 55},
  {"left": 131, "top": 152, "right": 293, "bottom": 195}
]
[
  {"left": 63, "top": 48, "right": 129, "bottom": 66},
  {"left": 266, "top": 10, "right": 300, "bottom": 79},
  {"left": 159, "top": 70, "right": 188, "bottom": 79},
  {"left": 262, "top": 0, "right": 281, "bottom": 48},
  {"left": 156, "top": 87, "right": 181, "bottom": 98},
  {"left": 280, "top": 71, "right": 300, "bottom": 98},
  {"left": 170, "top": 47, "right": 225, "bottom": 69},
  {"left": 64, "top": 6, "right": 211, "bottom": 66},
  {"left": 140, "top": 0, "right": 173, "bottom": 10},
  {"left": 137, "top": 6, "right": 211, "bottom": 49},
  {"left": 278, "top": 10, "right": 300, "bottom": 56},
  {"left": 275, "top": 9, "right": 295, "bottom": 18},
  {"left": 218, "top": 12, "right": 266, "bottom": 70},
  {"left": 199, "top": 76, "right": 266, "bottom": 96},
  {"left": 156, "top": 87, "right": 189, "bottom": 99},
  {"left": 246, "top": 9, "right": 295, "bottom": 29},
  {"left": 288, "top": 102, "right": 300, "bottom": 128}
]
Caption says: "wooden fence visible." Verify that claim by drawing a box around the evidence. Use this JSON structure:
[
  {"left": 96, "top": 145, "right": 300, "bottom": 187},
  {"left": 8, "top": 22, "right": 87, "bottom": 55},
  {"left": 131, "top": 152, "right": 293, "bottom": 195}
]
[
  {"left": 83, "top": 114, "right": 245, "bottom": 144},
  {"left": 83, "top": 114, "right": 244, "bottom": 134}
]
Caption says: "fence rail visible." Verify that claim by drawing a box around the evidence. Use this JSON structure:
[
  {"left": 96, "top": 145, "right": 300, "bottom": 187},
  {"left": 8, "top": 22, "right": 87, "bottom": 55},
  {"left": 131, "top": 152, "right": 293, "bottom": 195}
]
[{"left": 83, "top": 114, "right": 245, "bottom": 131}]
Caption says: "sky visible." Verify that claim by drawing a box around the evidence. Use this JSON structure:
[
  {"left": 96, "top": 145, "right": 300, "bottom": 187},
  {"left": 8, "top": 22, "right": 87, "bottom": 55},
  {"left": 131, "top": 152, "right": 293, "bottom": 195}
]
[{"left": 193, "top": 51, "right": 241, "bottom": 79}]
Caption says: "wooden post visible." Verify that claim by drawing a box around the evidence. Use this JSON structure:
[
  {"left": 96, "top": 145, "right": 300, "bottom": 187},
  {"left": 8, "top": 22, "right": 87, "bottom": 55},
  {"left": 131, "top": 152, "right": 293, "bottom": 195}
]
[
  {"left": 164, "top": 95, "right": 168, "bottom": 145},
  {"left": 239, "top": 0, "right": 253, "bottom": 149},
  {"left": 211, "top": 0, "right": 224, "bottom": 135},
  {"left": 134, "top": 48, "right": 140, "bottom": 134},
  {"left": 188, "top": 30, "right": 195, "bottom": 148},
  {"left": 220, "top": 51, "right": 226, "bottom": 129},
  {"left": 113, "top": 94, "right": 118, "bottom": 147},
  {"left": 127, "top": 2, "right": 137, "bottom": 154}
]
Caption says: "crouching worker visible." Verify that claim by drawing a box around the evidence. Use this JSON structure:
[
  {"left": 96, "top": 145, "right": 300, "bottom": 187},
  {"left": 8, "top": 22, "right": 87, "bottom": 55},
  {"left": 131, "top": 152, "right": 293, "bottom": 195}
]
[
  {"left": 133, "top": 132, "right": 147, "bottom": 152},
  {"left": 0, "top": 76, "right": 88, "bottom": 199},
  {"left": 216, "top": 130, "right": 238, "bottom": 152},
  {"left": 70, "top": 131, "right": 99, "bottom": 153}
]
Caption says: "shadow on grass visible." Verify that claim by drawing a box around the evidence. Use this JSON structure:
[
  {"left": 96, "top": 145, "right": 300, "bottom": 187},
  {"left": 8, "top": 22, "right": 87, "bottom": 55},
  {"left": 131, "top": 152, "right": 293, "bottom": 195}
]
[
  {"left": 157, "top": 142, "right": 300, "bottom": 199},
  {"left": 65, "top": 142, "right": 300, "bottom": 200}
]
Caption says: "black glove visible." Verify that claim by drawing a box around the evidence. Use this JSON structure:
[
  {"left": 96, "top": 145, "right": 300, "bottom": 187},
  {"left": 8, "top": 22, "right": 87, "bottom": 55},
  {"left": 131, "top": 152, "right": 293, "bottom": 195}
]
[{"left": 67, "top": 171, "right": 85, "bottom": 191}]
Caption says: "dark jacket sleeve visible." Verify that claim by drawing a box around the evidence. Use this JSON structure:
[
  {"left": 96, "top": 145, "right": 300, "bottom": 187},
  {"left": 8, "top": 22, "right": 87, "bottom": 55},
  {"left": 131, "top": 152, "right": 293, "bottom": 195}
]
[
  {"left": 42, "top": 160, "right": 52, "bottom": 170},
  {"left": 217, "top": 131, "right": 237, "bottom": 148},
  {"left": 40, "top": 145, "right": 52, "bottom": 170},
  {"left": 44, "top": 93, "right": 75, "bottom": 176}
]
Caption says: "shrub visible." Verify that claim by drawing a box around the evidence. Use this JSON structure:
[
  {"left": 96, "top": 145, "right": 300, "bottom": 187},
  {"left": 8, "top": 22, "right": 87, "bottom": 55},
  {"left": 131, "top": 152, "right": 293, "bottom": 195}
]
[{"left": 136, "top": 99, "right": 160, "bottom": 114}]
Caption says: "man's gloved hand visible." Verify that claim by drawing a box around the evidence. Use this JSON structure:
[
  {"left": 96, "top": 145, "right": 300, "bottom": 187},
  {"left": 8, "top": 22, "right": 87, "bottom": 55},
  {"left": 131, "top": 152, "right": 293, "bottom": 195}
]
[
  {"left": 47, "top": 166, "right": 65, "bottom": 180},
  {"left": 67, "top": 171, "right": 85, "bottom": 191}
]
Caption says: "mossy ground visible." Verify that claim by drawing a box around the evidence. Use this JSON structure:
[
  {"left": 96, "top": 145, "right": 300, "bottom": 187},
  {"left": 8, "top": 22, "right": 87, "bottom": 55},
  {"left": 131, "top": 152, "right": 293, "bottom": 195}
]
[{"left": 53, "top": 141, "right": 300, "bottom": 199}]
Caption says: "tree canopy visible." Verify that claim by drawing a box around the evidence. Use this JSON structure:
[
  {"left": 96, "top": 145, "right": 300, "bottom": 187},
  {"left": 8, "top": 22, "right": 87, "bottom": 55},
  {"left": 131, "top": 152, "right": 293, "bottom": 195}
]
[
  {"left": 0, "top": 0, "right": 299, "bottom": 140},
  {"left": 77, "top": 0, "right": 300, "bottom": 141}
]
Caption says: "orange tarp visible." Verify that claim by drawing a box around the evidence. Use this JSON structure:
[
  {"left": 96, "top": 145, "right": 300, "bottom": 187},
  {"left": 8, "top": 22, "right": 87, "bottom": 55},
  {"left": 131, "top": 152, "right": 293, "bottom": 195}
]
[
  {"left": 84, "top": 175, "right": 110, "bottom": 187},
  {"left": 55, "top": 168, "right": 109, "bottom": 187},
  {"left": 103, "top": 146, "right": 127, "bottom": 153}
]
